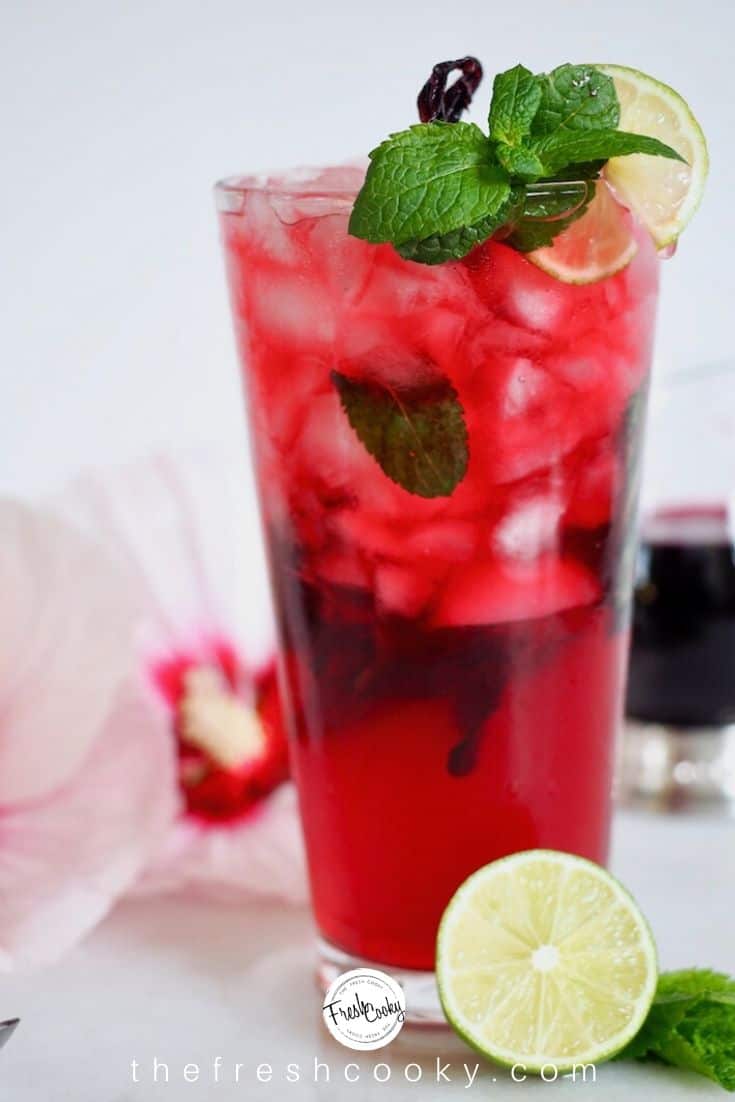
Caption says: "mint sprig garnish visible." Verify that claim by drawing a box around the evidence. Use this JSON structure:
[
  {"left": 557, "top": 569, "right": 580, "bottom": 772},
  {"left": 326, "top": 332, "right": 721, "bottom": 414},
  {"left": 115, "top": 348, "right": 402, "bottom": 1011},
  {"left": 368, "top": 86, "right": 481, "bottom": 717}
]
[
  {"left": 618, "top": 969, "right": 735, "bottom": 1091},
  {"left": 331, "top": 371, "right": 468, "bottom": 498},
  {"left": 348, "top": 123, "right": 511, "bottom": 245},
  {"left": 349, "top": 61, "right": 685, "bottom": 263}
]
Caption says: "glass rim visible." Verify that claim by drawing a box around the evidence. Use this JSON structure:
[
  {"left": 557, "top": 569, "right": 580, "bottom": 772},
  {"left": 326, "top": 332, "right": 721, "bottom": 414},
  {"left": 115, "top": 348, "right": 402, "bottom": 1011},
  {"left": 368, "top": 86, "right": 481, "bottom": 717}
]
[
  {"left": 214, "top": 169, "right": 360, "bottom": 213},
  {"left": 214, "top": 168, "right": 593, "bottom": 216}
]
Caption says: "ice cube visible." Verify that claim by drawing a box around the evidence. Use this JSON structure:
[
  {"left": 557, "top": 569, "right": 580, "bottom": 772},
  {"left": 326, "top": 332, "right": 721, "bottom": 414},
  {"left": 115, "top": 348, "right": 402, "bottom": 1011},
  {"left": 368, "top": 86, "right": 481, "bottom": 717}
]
[
  {"left": 565, "top": 447, "right": 619, "bottom": 528},
  {"left": 248, "top": 271, "right": 335, "bottom": 344},
  {"left": 507, "top": 284, "right": 565, "bottom": 333},
  {"left": 268, "top": 162, "right": 366, "bottom": 223},
  {"left": 262, "top": 356, "right": 327, "bottom": 451},
  {"left": 292, "top": 391, "right": 373, "bottom": 490},
  {"left": 332, "top": 509, "right": 405, "bottom": 560},
  {"left": 465, "top": 356, "right": 564, "bottom": 483},
  {"left": 240, "top": 189, "right": 299, "bottom": 265},
  {"left": 470, "top": 352, "right": 625, "bottom": 484},
  {"left": 500, "top": 359, "right": 550, "bottom": 418},
  {"left": 315, "top": 548, "right": 371, "bottom": 590},
  {"left": 375, "top": 561, "right": 442, "bottom": 618},
  {"left": 414, "top": 307, "right": 469, "bottom": 378},
  {"left": 335, "top": 315, "right": 411, "bottom": 368},
  {"left": 493, "top": 496, "right": 564, "bottom": 561},
  {"left": 433, "top": 555, "right": 600, "bottom": 627},
  {"left": 469, "top": 317, "right": 549, "bottom": 362},
  {"left": 306, "top": 212, "right": 376, "bottom": 297},
  {"left": 468, "top": 242, "right": 568, "bottom": 335},
  {"left": 403, "top": 520, "right": 477, "bottom": 561},
  {"left": 547, "top": 338, "right": 637, "bottom": 435},
  {"left": 545, "top": 349, "right": 605, "bottom": 391},
  {"left": 356, "top": 250, "right": 471, "bottom": 319}
]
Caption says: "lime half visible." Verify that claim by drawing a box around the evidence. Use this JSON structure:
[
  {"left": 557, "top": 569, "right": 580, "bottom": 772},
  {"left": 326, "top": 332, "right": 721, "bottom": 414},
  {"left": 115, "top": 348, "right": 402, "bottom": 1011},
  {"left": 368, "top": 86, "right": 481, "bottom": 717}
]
[
  {"left": 436, "top": 850, "right": 657, "bottom": 1074},
  {"left": 598, "top": 64, "right": 708, "bottom": 248},
  {"left": 528, "top": 178, "right": 638, "bottom": 284}
]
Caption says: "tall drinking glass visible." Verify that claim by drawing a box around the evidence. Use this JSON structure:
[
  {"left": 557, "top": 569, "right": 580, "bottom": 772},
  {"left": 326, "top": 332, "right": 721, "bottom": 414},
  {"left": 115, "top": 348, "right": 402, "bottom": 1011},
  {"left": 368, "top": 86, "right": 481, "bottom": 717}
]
[{"left": 216, "top": 165, "right": 659, "bottom": 1020}]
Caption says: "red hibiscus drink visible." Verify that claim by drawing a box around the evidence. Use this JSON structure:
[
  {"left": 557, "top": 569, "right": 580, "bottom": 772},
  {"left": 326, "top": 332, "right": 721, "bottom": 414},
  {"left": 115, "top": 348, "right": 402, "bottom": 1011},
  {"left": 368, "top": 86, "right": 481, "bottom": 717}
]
[{"left": 216, "top": 59, "right": 705, "bottom": 1017}]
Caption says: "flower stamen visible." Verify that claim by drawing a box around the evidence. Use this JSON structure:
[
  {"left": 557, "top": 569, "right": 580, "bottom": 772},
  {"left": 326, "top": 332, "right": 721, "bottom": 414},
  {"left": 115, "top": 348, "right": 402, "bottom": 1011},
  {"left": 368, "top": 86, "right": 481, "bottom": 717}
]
[{"left": 179, "top": 666, "right": 266, "bottom": 771}]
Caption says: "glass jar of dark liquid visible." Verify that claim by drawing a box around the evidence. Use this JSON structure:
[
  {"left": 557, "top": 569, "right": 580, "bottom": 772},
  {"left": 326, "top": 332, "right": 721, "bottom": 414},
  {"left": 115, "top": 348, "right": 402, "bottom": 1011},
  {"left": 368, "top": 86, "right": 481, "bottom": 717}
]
[{"left": 620, "top": 365, "right": 735, "bottom": 811}]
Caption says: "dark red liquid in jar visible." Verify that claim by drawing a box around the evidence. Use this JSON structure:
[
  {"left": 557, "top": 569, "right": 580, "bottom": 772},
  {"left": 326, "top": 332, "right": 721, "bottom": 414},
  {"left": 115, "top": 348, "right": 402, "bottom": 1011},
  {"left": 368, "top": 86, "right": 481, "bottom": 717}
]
[
  {"left": 219, "top": 167, "right": 659, "bottom": 970},
  {"left": 627, "top": 505, "right": 735, "bottom": 728}
]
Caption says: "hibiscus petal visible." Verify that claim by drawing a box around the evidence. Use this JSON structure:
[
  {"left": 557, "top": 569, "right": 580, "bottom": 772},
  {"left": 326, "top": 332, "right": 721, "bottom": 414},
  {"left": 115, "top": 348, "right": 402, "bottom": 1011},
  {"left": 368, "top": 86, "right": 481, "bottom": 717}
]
[
  {"left": 132, "top": 782, "right": 308, "bottom": 905},
  {"left": 0, "top": 681, "right": 177, "bottom": 971},
  {"left": 0, "top": 501, "right": 138, "bottom": 805},
  {"left": 52, "top": 452, "right": 307, "bottom": 907},
  {"left": 55, "top": 450, "right": 275, "bottom": 667}
]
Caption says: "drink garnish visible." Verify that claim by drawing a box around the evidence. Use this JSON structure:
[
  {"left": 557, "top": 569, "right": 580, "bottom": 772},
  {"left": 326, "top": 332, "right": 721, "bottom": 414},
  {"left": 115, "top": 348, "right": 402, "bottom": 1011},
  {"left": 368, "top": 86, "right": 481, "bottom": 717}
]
[
  {"left": 417, "top": 56, "right": 483, "bottom": 123},
  {"left": 349, "top": 60, "right": 703, "bottom": 268}
]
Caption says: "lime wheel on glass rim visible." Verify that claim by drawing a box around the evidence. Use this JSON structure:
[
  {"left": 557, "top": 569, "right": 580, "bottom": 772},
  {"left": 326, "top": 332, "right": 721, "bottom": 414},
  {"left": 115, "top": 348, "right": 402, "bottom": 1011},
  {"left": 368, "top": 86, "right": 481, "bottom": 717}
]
[{"left": 526, "top": 65, "right": 708, "bottom": 283}]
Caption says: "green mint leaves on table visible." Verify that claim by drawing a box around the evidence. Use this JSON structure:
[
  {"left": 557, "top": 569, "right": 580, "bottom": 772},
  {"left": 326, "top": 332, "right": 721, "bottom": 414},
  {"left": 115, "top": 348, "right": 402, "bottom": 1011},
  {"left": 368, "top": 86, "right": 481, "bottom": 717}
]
[
  {"left": 331, "top": 371, "right": 468, "bottom": 499},
  {"left": 618, "top": 969, "right": 735, "bottom": 1091},
  {"left": 349, "top": 62, "right": 684, "bottom": 263}
]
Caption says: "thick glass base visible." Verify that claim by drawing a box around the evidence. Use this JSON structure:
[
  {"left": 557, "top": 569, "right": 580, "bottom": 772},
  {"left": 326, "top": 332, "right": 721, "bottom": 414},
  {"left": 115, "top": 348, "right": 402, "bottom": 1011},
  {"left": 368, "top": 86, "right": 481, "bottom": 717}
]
[
  {"left": 618, "top": 719, "right": 735, "bottom": 814},
  {"left": 316, "top": 938, "right": 446, "bottom": 1027}
]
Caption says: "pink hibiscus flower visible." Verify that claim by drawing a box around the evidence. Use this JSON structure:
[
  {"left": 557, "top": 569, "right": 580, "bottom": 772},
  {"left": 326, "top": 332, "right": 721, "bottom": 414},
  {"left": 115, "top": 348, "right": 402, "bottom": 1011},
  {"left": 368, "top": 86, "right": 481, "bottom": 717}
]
[
  {"left": 0, "top": 501, "right": 175, "bottom": 971},
  {"left": 56, "top": 450, "right": 308, "bottom": 904}
]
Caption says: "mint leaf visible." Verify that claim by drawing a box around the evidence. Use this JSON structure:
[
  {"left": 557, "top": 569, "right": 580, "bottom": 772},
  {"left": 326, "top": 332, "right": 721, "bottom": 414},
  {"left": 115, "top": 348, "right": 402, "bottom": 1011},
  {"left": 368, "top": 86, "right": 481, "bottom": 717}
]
[
  {"left": 488, "top": 65, "right": 542, "bottom": 146},
  {"left": 532, "top": 64, "right": 619, "bottom": 136},
  {"left": 396, "top": 189, "right": 523, "bottom": 264},
  {"left": 331, "top": 371, "right": 468, "bottom": 498},
  {"left": 618, "top": 969, "right": 735, "bottom": 1091},
  {"left": 659, "top": 970, "right": 735, "bottom": 1000},
  {"left": 496, "top": 142, "right": 546, "bottom": 180},
  {"left": 675, "top": 1000, "right": 735, "bottom": 1090},
  {"left": 507, "top": 179, "right": 595, "bottom": 252},
  {"left": 348, "top": 123, "right": 511, "bottom": 245},
  {"left": 534, "top": 128, "right": 685, "bottom": 175},
  {"left": 395, "top": 214, "right": 504, "bottom": 264}
]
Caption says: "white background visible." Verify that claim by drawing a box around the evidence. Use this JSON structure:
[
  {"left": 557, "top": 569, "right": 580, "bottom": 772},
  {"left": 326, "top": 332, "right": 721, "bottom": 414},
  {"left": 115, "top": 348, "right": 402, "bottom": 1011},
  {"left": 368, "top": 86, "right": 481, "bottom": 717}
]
[{"left": 1, "top": 0, "right": 732, "bottom": 504}]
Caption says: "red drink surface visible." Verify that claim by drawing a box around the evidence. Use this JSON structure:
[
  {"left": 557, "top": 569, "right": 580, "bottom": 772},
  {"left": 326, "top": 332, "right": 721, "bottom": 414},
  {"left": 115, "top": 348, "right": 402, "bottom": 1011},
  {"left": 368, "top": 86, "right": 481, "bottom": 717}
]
[{"left": 218, "top": 165, "right": 659, "bottom": 969}]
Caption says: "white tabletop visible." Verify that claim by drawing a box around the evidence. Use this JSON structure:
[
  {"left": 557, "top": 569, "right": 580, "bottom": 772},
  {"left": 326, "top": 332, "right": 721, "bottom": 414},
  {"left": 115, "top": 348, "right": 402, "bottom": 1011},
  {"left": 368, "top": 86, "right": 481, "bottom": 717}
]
[{"left": 2, "top": 809, "right": 733, "bottom": 1100}]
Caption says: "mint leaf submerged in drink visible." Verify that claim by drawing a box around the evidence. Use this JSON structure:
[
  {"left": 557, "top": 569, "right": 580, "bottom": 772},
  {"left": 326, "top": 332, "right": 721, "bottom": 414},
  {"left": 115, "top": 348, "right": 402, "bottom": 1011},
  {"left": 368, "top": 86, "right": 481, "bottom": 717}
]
[
  {"left": 331, "top": 371, "right": 468, "bottom": 498},
  {"left": 349, "top": 60, "right": 685, "bottom": 263},
  {"left": 618, "top": 969, "right": 735, "bottom": 1091}
]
